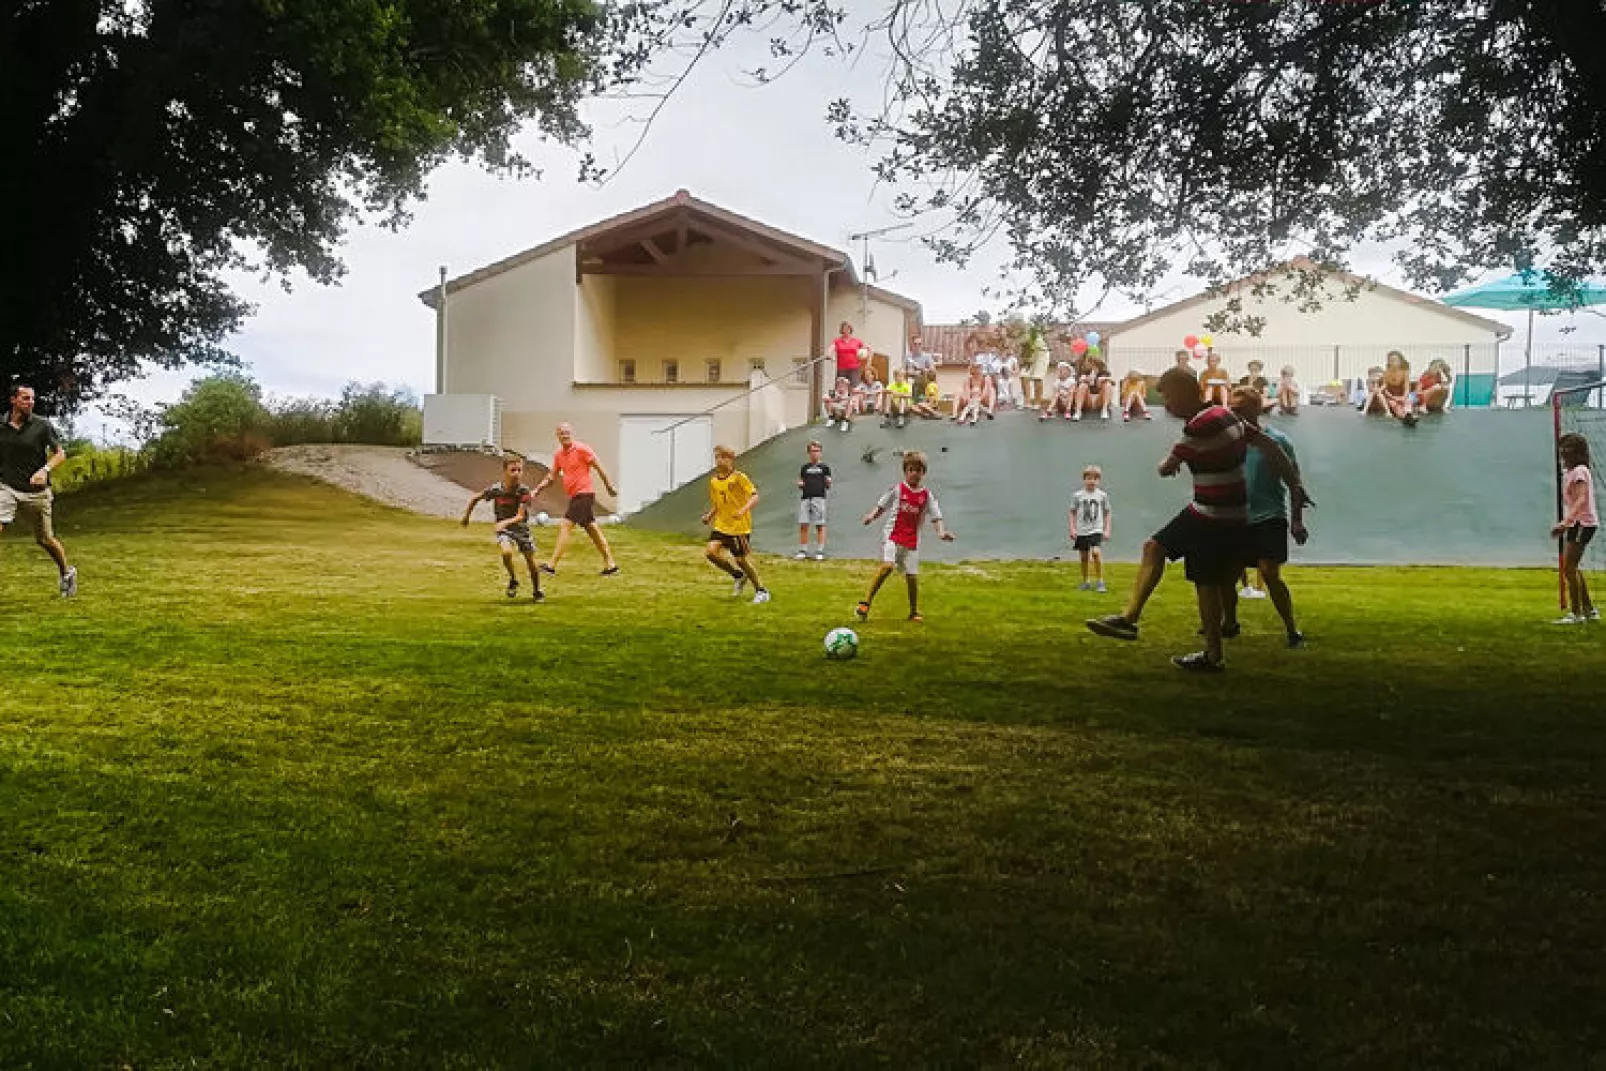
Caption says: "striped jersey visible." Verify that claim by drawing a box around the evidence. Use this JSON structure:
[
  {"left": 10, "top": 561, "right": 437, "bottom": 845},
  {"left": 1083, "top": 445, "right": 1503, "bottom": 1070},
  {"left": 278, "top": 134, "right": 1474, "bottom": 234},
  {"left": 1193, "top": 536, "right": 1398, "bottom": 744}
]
[{"left": 1168, "top": 405, "right": 1260, "bottom": 523}]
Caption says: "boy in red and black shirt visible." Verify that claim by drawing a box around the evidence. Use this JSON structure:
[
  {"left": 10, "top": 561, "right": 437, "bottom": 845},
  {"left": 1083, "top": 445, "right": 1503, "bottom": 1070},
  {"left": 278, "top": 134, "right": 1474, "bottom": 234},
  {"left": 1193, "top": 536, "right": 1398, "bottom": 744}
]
[
  {"left": 462, "top": 456, "right": 544, "bottom": 602},
  {"left": 1087, "top": 368, "right": 1309, "bottom": 671}
]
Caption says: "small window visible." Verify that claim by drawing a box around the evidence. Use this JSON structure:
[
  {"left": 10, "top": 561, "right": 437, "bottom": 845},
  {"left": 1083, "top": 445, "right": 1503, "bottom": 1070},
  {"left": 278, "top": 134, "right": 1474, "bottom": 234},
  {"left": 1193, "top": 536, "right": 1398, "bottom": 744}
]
[
  {"left": 619, "top": 359, "right": 636, "bottom": 384},
  {"left": 750, "top": 358, "right": 766, "bottom": 374},
  {"left": 706, "top": 359, "right": 722, "bottom": 384},
  {"left": 792, "top": 358, "right": 810, "bottom": 385},
  {"left": 664, "top": 360, "right": 679, "bottom": 384}
]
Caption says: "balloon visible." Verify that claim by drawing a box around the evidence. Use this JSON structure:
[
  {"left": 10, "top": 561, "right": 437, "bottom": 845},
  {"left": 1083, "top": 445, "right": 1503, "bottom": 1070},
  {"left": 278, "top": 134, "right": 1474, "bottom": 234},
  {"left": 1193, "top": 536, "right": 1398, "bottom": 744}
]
[
  {"left": 1086, "top": 345, "right": 1101, "bottom": 359},
  {"left": 1086, "top": 331, "right": 1101, "bottom": 346},
  {"left": 1201, "top": 334, "right": 1214, "bottom": 347},
  {"left": 1070, "top": 338, "right": 1089, "bottom": 355},
  {"left": 1183, "top": 335, "right": 1199, "bottom": 349},
  {"left": 1192, "top": 343, "right": 1208, "bottom": 358}
]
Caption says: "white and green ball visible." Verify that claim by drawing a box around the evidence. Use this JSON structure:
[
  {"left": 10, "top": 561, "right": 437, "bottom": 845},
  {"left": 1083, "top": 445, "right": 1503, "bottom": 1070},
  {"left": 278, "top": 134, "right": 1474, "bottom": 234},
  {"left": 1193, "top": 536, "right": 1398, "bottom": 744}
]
[{"left": 823, "top": 627, "right": 860, "bottom": 660}]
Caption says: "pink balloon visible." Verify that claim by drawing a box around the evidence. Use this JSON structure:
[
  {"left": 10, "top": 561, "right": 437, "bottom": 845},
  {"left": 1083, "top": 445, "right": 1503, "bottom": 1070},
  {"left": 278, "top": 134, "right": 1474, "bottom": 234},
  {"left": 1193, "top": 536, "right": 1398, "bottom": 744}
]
[
  {"left": 1070, "top": 338, "right": 1089, "bottom": 355},
  {"left": 1192, "top": 343, "right": 1208, "bottom": 358},
  {"left": 1183, "top": 334, "right": 1200, "bottom": 349}
]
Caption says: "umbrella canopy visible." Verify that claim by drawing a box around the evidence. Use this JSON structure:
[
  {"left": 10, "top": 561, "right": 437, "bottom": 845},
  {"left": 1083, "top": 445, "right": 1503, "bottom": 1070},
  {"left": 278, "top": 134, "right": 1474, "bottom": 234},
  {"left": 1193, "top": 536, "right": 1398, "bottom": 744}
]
[{"left": 1441, "top": 273, "right": 1606, "bottom": 312}]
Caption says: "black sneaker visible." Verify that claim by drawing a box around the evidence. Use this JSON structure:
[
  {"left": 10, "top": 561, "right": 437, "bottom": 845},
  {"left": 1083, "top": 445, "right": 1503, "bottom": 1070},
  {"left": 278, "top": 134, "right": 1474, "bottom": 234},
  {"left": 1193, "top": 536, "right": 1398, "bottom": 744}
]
[
  {"left": 1287, "top": 631, "right": 1305, "bottom": 649},
  {"left": 1172, "top": 651, "right": 1225, "bottom": 673},
  {"left": 1086, "top": 614, "right": 1138, "bottom": 640},
  {"left": 506, "top": 579, "right": 519, "bottom": 598},
  {"left": 600, "top": 565, "right": 620, "bottom": 576},
  {"left": 539, "top": 563, "right": 557, "bottom": 575},
  {"left": 533, "top": 589, "right": 546, "bottom": 603}
]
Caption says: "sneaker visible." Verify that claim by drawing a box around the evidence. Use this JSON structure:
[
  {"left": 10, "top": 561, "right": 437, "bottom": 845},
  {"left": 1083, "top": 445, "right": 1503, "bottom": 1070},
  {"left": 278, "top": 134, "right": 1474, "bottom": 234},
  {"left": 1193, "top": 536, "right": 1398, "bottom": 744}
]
[
  {"left": 1078, "top": 581, "right": 1092, "bottom": 591},
  {"left": 794, "top": 549, "right": 809, "bottom": 560},
  {"left": 600, "top": 565, "right": 620, "bottom": 576},
  {"left": 814, "top": 552, "right": 825, "bottom": 561},
  {"left": 1587, "top": 608, "right": 1601, "bottom": 622},
  {"left": 1086, "top": 614, "right": 1138, "bottom": 640},
  {"left": 897, "top": 417, "right": 906, "bottom": 428},
  {"left": 1403, "top": 412, "right": 1419, "bottom": 428},
  {"left": 532, "top": 589, "right": 546, "bottom": 604},
  {"left": 1095, "top": 581, "right": 1107, "bottom": 593},
  {"left": 732, "top": 576, "right": 747, "bottom": 598},
  {"left": 1172, "top": 651, "right": 1226, "bottom": 673},
  {"left": 1122, "top": 413, "right": 1131, "bottom": 422},
  {"left": 1287, "top": 631, "right": 1305, "bottom": 649},
  {"left": 539, "top": 563, "right": 557, "bottom": 575},
  {"left": 752, "top": 588, "right": 771, "bottom": 605},
  {"left": 854, "top": 601, "right": 870, "bottom": 622},
  {"left": 1144, "top": 413, "right": 1154, "bottom": 420},
  {"left": 1101, "top": 411, "right": 1110, "bottom": 421},
  {"left": 908, "top": 611, "right": 923, "bottom": 622},
  {"left": 1553, "top": 613, "right": 1583, "bottom": 625},
  {"left": 506, "top": 578, "right": 520, "bottom": 598},
  {"left": 1241, "top": 586, "right": 1267, "bottom": 600},
  {"left": 60, "top": 567, "right": 78, "bottom": 598},
  {"left": 1071, "top": 412, "right": 1082, "bottom": 421}
]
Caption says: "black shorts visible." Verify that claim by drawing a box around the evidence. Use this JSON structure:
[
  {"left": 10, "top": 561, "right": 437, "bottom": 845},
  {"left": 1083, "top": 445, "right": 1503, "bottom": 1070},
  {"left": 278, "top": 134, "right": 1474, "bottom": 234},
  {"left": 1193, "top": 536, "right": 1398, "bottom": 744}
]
[
  {"left": 709, "top": 531, "right": 751, "bottom": 557},
  {"left": 1566, "top": 524, "right": 1598, "bottom": 547},
  {"left": 1245, "top": 519, "right": 1290, "bottom": 566},
  {"left": 1074, "top": 534, "right": 1104, "bottom": 552},
  {"left": 1152, "top": 509, "right": 1247, "bottom": 586},
  {"left": 839, "top": 366, "right": 863, "bottom": 388},
  {"left": 564, "top": 493, "right": 597, "bottom": 526}
]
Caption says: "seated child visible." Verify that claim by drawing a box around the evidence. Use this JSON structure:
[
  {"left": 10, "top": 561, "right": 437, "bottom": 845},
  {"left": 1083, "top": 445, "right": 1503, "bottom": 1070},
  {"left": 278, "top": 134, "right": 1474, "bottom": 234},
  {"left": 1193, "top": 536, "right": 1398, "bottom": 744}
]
[
  {"left": 1416, "top": 359, "right": 1452, "bottom": 413},
  {"left": 913, "top": 378, "right": 943, "bottom": 419},
  {"left": 824, "top": 376, "right": 854, "bottom": 430},
  {"left": 1039, "top": 362, "right": 1079, "bottom": 421},
  {"left": 1274, "top": 365, "right": 1302, "bottom": 413},
  {"left": 1199, "top": 352, "right": 1232, "bottom": 406},
  {"left": 1074, "top": 355, "right": 1114, "bottom": 420},
  {"left": 1119, "top": 370, "right": 1152, "bottom": 421},
  {"left": 885, "top": 369, "right": 913, "bottom": 427},
  {"left": 1238, "top": 359, "right": 1270, "bottom": 398}
]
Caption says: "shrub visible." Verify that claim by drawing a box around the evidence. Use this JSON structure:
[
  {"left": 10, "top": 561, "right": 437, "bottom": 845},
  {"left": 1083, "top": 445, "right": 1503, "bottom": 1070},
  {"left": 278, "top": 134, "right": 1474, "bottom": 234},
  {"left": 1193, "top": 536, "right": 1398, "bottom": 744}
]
[
  {"left": 52, "top": 446, "right": 150, "bottom": 493},
  {"left": 333, "top": 383, "right": 421, "bottom": 447},
  {"left": 148, "top": 372, "right": 270, "bottom": 467},
  {"left": 267, "top": 397, "right": 338, "bottom": 446}
]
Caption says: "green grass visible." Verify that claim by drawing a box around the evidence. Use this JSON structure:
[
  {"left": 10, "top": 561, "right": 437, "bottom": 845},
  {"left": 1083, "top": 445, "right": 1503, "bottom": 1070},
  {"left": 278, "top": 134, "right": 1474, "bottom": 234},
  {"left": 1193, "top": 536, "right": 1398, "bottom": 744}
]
[{"left": 3, "top": 467, "right": 1603, "bottom": 1068}]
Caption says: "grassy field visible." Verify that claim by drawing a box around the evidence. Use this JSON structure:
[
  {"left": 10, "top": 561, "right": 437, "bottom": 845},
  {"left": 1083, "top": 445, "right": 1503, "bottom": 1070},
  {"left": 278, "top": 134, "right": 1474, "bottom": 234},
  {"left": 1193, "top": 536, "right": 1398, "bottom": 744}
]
[{"left": 2, "top": 467, "right": 1603, "bottom": 1068}]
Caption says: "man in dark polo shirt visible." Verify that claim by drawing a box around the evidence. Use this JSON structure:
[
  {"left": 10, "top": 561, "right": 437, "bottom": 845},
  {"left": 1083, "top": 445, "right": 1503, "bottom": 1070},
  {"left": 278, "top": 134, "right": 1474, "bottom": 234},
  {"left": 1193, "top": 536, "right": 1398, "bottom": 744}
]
[{"left": 0, "top": 385, "right": 77, "bottom": 596}]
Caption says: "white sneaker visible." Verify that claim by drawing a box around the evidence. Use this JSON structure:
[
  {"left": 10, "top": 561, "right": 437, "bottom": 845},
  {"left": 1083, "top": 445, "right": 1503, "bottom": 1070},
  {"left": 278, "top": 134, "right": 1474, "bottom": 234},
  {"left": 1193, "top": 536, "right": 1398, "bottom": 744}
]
[
  {"left": 1587, "top": 608, "right": 1601, "bottom": 622},
  {"left": 732, "top": 576, "right": 747, "bottom": 598},
  {"left": 752, "top": 589, "right": 771, "bottom": 604},
  {"left": 794, "top": 550, "right": 809, "bottom": 560},
  {"left": 814, "top": 552, "right": 825, "bottom": 561},
  {"left": 1241, "top": 586, "right": 1267, "bottom": 600},
  {"left": 60, "top": 566, "right": 78, "bottom": 598},
  {"left": 1553, "top": 612, "right": 1583, "bottom": 625}
]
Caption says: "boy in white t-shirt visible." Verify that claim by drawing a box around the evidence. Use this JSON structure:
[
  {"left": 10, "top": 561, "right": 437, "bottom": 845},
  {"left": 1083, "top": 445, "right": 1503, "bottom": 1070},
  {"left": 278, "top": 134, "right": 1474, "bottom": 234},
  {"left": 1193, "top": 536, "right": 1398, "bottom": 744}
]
[{"left": 1069, "top": 465, "right": 1113, "bottom": 592}]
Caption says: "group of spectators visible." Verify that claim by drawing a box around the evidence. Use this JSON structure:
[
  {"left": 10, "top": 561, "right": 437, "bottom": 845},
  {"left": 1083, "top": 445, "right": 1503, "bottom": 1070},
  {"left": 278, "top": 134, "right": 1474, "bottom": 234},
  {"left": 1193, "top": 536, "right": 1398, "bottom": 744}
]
[{"left": 825, "top": 323, "right": 1457, "bottom": 432}]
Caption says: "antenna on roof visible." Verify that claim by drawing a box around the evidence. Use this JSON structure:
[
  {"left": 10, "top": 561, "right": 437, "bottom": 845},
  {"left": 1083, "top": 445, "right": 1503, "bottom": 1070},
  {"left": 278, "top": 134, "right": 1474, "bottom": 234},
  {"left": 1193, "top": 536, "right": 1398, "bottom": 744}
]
[{"left": 848, "top": 223, "right": 913, "bottom": 321}]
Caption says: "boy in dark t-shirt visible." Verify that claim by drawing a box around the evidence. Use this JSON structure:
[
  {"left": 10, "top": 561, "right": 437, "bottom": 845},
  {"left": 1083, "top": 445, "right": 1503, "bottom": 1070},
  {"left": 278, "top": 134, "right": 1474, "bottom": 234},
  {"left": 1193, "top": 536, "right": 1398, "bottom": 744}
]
[
  {"left": 795, "top": 440, "right": 833, "bottom": 560},
  {"left": 461, "top": 456, "right": 543, "bottom": 601}
]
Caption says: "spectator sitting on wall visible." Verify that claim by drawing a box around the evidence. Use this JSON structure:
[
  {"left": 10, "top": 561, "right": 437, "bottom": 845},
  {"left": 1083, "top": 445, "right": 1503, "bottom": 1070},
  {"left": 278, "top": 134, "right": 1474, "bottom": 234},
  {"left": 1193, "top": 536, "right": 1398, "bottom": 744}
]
[{"left": 1415, "top": 358, "right": 1453, "bottom": 414}]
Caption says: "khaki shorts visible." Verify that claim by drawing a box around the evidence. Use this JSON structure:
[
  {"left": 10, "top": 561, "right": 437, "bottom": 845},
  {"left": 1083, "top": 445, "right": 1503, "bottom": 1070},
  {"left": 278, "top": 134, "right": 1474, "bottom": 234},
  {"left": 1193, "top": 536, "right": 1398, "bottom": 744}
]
[{"left": 0, "top": 484, "right": 54, "bottom": 540}]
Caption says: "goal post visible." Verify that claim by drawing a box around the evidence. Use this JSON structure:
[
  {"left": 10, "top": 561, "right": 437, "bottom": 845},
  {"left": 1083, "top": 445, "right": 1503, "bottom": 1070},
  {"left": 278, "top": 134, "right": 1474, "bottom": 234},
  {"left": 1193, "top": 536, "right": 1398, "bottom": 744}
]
[{"left": 1551, "top": 379, "right": 1606, "bottom": 609}]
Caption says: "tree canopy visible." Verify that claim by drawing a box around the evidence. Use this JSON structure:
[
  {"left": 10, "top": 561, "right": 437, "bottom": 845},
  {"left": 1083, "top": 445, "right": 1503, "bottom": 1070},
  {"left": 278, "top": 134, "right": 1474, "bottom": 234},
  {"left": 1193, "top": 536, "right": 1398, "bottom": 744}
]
[
  {"left": 1, "top": 0, "right": 622, "bottom": 410},
  {"left": 831, "top": 0, "right": 1606, "bottom": 330}
]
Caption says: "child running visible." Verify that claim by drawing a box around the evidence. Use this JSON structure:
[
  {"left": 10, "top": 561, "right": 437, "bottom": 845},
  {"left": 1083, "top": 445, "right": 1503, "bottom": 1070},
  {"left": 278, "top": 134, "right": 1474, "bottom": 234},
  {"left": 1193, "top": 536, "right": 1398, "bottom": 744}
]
[
  {"left": 795, "top": 439, "right": 832, "bottom": 560},
  {"left": 1551, "top": 432, "right": 1599, "bottom": 624},
  {"left": 1086, "top": 367, "right": 1309, "bottom": 672},
  {"left": 1070, "top": 465, "right": 1112, "bottom": 592},
  {"left": 855, "top": 451, "right": 956, "bottom": 622},
  {"left": 702, "top": 445, "right": 771, "bottom": 604},
  {"left": 461, "top": 456, "right": 544, "bottom": 602}
]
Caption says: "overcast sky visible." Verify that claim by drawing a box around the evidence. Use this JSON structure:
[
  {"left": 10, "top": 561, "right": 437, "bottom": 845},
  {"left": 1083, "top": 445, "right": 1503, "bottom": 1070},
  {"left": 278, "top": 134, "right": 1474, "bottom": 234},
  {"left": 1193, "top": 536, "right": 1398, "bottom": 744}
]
[{"left": 99, "top": 24, "right": 1606, "bottom": 429}]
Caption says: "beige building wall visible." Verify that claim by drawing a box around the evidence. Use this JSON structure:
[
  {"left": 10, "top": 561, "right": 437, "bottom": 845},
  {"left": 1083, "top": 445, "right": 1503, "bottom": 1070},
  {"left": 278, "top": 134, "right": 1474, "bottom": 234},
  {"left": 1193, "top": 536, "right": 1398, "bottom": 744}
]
[
  {"left": 575, "top": 273, "right": 617, "bottom": 384},
  {"left": 827, "top": 288, "right": 910, "bottom": 366},
  {"left": 443, "top": 245, "right": 577, "bottom": 407},
  {"left": 614, "top": 275, "right": 815, "bottom": 386}
]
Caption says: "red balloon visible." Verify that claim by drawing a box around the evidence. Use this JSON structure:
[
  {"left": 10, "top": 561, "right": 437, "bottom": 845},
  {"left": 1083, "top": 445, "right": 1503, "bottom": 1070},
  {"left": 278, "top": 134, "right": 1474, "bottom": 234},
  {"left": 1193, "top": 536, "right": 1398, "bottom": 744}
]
[
  {"left": 1183, "top": 334, "right": 1200, "bottom": 349},
  {"left": 1070, "top": 338, "right": 1089, "bottom": 355}
]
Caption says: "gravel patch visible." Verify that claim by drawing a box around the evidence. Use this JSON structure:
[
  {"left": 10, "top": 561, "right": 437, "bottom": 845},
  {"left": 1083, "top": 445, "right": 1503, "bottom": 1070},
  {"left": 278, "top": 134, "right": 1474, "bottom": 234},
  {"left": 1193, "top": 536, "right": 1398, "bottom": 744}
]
[{"left": 260, "top": 445, "right": 469, "bottom": 519}]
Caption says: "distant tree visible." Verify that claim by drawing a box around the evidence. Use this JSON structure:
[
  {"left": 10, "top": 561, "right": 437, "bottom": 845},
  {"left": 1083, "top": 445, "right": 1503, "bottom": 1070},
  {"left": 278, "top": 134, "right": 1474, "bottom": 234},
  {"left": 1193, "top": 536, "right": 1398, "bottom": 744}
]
[
  {"left": 1, "top": 0, "right": 635, "bottom": 410},
  {"left": 827, "top": 0, "right": 1606, "bottom": 331}
]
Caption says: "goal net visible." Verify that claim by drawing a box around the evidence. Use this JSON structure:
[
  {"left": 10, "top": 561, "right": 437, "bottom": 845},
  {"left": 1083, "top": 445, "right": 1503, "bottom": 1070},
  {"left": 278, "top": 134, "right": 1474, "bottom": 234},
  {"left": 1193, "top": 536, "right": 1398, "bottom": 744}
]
[{"left": 1552, "top": 379, "right": 1606, "bottom": 607}]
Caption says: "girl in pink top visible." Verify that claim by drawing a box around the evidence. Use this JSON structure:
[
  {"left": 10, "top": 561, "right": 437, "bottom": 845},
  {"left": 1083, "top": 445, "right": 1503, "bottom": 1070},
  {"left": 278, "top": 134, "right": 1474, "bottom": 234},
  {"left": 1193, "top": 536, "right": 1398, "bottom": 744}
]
[{"left": 1549, "top": 432, "right": 1598, "bottom": 624}]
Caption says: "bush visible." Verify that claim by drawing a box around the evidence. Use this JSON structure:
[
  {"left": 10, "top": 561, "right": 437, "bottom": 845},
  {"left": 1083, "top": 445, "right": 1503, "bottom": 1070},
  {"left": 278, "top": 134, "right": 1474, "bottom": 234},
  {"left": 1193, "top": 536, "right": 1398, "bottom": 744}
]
[
  {"left": 267, "top": 397, "right": 338, "bottom": 446},
  {"left": 52, "top": 446, "right": 150, "bottom": 493},
  {"left": 148, "top": 372, "right": 271, "bottom": 467},
  {"left": 332, "top": 383, "right": 421, "bottom": 447}
]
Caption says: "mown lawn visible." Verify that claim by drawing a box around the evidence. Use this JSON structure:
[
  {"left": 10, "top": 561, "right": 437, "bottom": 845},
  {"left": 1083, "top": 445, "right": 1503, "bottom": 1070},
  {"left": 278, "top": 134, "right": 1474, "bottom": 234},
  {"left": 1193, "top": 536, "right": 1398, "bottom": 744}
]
[{"left": 2, "top": 467, "right": 1603, "bottom": 1068}]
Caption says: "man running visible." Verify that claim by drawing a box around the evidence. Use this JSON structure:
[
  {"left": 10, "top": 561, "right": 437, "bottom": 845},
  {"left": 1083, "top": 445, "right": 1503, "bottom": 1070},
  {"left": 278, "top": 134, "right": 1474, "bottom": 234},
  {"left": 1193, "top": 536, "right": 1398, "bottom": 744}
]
[
  {"left": 0, "top": 385, "right": 77, "bottom": 596},
  {"left": 531, "top": 422, "right": 620, "bottom": 576}
]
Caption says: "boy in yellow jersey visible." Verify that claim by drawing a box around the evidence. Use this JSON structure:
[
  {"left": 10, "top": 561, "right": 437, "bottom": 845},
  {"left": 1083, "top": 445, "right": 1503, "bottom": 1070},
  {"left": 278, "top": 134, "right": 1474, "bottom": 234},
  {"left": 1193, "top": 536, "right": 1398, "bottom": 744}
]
[{"left": 701, "top": 445, "right": 771, "bottom": 604}]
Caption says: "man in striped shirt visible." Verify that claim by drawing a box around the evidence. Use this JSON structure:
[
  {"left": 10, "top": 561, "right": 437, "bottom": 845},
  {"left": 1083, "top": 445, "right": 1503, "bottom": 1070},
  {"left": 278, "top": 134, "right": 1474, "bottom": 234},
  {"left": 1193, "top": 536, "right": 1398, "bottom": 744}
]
[{"left": 1088, "top": 367, "right": 1309, "bottom": 672}]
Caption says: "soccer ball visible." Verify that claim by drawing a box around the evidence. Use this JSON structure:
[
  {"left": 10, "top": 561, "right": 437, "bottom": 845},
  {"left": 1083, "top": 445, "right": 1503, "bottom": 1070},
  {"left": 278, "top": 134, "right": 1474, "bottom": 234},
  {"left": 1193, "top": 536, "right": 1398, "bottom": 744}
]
[
  {"left": 823, "top": 627, "right": 860, "bottom": 660},
  {"left": 535, "top": 511, "right": 551, "bottom": 526}
]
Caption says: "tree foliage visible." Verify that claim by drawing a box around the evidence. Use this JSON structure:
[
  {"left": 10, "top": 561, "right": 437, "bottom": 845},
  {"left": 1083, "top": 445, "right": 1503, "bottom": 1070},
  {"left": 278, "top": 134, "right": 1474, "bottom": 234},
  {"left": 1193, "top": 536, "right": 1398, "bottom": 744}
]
[
  {"left": 1, "top": 0, "right": 618, "bottom": 410},
  {"left": 829, "top": 0, "right": 1606, "bottom": 329}
]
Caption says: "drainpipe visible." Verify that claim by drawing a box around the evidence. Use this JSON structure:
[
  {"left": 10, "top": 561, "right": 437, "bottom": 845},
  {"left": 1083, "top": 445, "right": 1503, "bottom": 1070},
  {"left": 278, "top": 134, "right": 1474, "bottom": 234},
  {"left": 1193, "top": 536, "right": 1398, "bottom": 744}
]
[{"left": 435, "top": 266, "right": 449, "bottom": 394}]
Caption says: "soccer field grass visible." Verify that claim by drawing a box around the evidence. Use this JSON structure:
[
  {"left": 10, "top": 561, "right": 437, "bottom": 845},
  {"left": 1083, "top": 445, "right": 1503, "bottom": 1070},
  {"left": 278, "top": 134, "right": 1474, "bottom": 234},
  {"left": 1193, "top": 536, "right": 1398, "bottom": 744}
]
[{"left": 3, "top": 468, "right": 1603, "bottom": 1067}]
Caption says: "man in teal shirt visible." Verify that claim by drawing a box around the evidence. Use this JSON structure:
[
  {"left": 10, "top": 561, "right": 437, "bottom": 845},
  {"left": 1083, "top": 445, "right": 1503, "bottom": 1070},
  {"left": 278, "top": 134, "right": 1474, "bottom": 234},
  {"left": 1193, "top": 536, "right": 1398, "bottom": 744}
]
[{"left": 1223, "top": 386, "right": 1307, "bottom": 647}]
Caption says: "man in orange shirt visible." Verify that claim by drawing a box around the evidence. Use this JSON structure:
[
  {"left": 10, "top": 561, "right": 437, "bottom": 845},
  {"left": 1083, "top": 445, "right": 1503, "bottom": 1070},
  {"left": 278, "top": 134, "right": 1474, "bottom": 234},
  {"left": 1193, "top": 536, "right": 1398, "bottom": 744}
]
[{"left": 531, "top": 422, "right": 621, "bottom": 576}]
